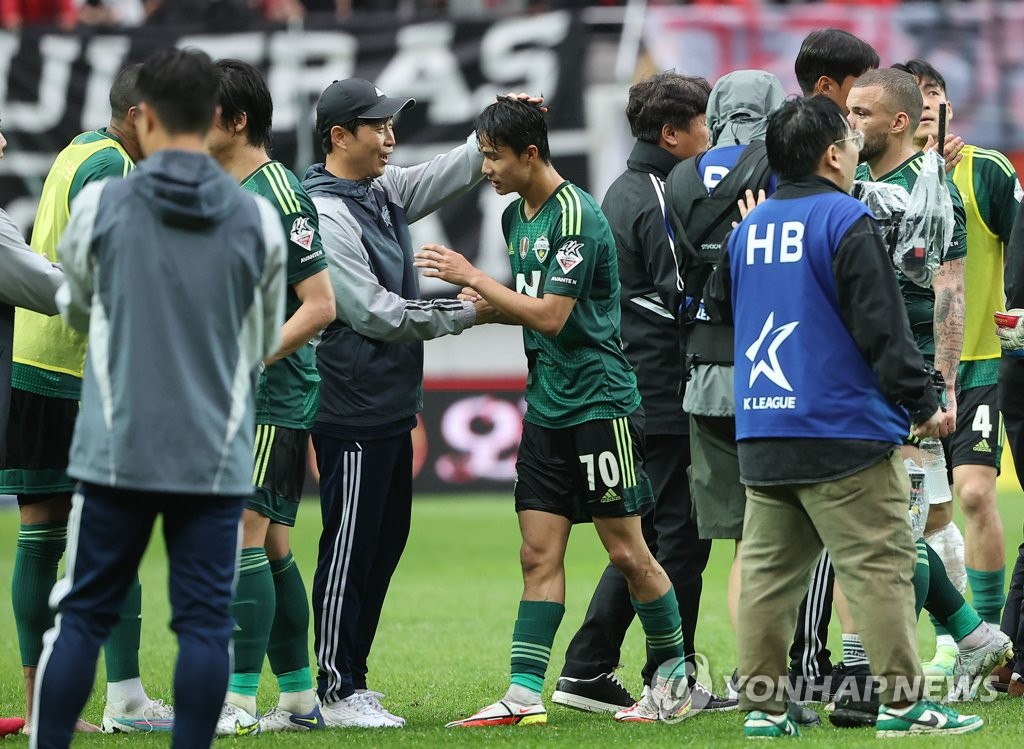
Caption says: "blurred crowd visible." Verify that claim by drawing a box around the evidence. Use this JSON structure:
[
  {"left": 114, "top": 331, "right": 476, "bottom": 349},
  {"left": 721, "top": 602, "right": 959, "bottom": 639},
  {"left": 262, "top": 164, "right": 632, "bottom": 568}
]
[{"left": 0, "top": 0, "right": 961, "bottom": 31}]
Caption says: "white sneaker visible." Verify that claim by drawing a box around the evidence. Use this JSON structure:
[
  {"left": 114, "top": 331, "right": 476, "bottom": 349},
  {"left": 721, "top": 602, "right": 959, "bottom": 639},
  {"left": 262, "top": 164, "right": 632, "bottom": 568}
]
[
  {"left": 355, "top": 690, "right": 405, "bottom": 726},
  {"left": 320, "top": 693, "right": 401, "bottom": 728},
  {"left": 946, "top": 623, "right": 1014, "bottom": 702},
  {"left": 101, "top": 698, "right": 174, "bottom": 733},
  {"left": 258, "top": 704, "right": 326, "bottom": 732},
  {"left": 652, "top": 659, "right": 693, "bottom": 723},
  {"left": 215, "top": 702, "right": 260, "bottom": 737},
  {"left": 614, "top": 686, "right": 658, "bottom": 722}
]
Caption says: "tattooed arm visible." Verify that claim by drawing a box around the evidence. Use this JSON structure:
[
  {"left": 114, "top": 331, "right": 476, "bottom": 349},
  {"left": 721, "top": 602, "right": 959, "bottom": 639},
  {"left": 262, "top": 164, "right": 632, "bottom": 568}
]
[{"left": 932, "top": 256, "right": 965, "bottom": 436}]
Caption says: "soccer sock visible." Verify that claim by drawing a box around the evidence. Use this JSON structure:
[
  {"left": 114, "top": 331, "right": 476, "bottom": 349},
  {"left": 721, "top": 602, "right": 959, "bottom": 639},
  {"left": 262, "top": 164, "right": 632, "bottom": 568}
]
[
  {"left": 508, "top": 600, "right": 564, "bottom": 701},
  {"left": 228, "top": 548, "right": 275, "bottom": 701},
  {"left": 928, "top": 612, "right": 952, "bottom": 639},
  {"left": 267, "top": 553, "right": 311, "bottom": 681},
  {"left": 966, "top": 566, "right": 1006, "bottom": 625},
  {"left": 912, "top": 539, "right": 931, "bottom": 617},
  {"left": 106, "top": 677, "right": 147, "bottom": 710},
  {"left": 841, "top": 634, "right": 869, "bottom": 668},
  {"left": 633, "top": 588, "right": 685, "bottom": 670},
  {"left": 925, "top": 545, "right": 982, "bottom": 641},
  {"left": 13, "top": 522, "right": 66, "bottom": 666},
  {"left": 103, "top": 574, "right": 143, "bottom": 683},
  {"left": 268, "top": 553, "right": 316, "bottom": 713}
]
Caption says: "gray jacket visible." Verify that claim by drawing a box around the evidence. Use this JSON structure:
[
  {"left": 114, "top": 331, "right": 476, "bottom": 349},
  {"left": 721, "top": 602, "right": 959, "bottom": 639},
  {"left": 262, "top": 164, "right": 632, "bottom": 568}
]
[
  {"left": 57, "top": 150, "right": 286, "bottom": 495},
  {"left": 0, "top": 209, "right": 63, "bottom": 460},
  {"left": 304, "top": 133, "right": 483, "bottom": 437}
]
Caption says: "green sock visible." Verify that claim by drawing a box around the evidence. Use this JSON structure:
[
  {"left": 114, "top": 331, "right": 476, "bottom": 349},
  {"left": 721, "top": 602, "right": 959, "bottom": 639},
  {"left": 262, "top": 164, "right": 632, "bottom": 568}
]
[
  {"left": 509, "top": 600, "right": 564, "bottom": 695},
  {"left": 966, "top": 567, "right": 1006, "bottom": 624},
  {"left": 13, "top": 522, "right": 66, "bottom": 666},
  {"left": 946, "top": 603, "right": 984, "bottom": 642},
  {"left": 928, "top": 614, "right": 951, "bottom": 638},
  {"left": 228, "top": 547, "right": 275, "bottom": 696},
  {"left": 268, "top": 553, "right": 311, "bottom": 684},
  {"left": 912, "top": 539, "right": 930, "bottom": 617},
  {"left": 103, "top": 574, "right": 142, "bottom": 682},
  {"left": 925, "top": 544, "right": 981, "bottom": 640},
  {"left": 633, "top": 588, "right": 685, "bottom": 666}
]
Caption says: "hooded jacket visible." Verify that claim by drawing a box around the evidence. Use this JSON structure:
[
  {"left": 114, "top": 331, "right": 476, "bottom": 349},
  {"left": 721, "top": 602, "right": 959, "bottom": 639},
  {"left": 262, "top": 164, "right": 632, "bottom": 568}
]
[
  {"left": 303, "top": 134, "right": 483, "bottom": 438},
  {"left": 57, "top": 150, "right": 286, "bottom": 494}
]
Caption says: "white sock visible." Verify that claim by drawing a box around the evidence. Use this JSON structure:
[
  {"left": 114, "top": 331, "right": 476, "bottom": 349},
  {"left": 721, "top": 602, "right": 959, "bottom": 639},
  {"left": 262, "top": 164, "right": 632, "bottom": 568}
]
[
  {"left": 934, "top": 634, "right": 957, "bottom": 653},
  {"left": 106, "top": 678, "right": 148, "bottom": 710},
  {"left": 226, "top": 692, "right": 258, "bottom": 717},
  {"left": 924, "top": 522, "right": 967, "bottom": 593},
  {"left": 277, "top": 688, "right": 317, "bottom": 714},
  {"left": 504, "top": 684, "right": 542, "bottom": 706}
]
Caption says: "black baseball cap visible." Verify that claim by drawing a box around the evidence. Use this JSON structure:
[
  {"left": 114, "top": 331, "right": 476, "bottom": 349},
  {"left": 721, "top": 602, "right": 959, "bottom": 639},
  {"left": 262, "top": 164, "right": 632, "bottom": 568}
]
[{"left": 315, "top": 78, "right": 415, "bottom": 138}]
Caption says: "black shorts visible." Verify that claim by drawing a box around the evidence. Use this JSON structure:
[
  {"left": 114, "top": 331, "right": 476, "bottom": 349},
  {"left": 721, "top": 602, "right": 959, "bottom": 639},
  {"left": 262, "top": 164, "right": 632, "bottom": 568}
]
[
  {"left": 245, "top": 425, "right": 309, "bottom": 526},
  {"left": 950, "top": 384, "right": 1002, "bottom": 472},
  {"left": 514, "top": 414, "right": 653, "bottom": 523},
  {"left": 0, "top": 389, "right": 77, "bottom": 501}
]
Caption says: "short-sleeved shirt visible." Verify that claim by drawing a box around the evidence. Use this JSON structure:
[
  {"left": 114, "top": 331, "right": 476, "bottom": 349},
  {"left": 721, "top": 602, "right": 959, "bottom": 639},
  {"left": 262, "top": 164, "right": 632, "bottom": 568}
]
[
  {"left": 503, "top": 180, "right": 641, "bottom": 429},
  {"left": 855, "top": 153, "right": 968, "bottom": 358},
  {"left": 242, "top": 161, "right": 328, "bottom": 429}
]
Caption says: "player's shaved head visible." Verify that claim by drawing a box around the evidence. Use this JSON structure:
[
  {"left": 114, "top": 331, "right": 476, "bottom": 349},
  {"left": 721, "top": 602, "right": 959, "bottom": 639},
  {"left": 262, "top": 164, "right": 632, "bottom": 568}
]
[
  {"left": 852, "top": 68, "right": 923, "bottom": 127},
  {"left": 215, "top": 59, "right": 274, "bottom": 151},
  {"left": 109, "top": 63, "right": 141, "bottom": 122}
]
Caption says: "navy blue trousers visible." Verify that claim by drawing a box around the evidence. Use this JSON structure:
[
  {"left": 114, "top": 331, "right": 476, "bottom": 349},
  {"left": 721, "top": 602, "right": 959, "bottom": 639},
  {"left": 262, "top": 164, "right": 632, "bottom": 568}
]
[
  {"left": 32, "top": 482, "right": 243, "bottom": 749},
  {"left": 311, "top": 432, "right": 412, "bottom": 704}
]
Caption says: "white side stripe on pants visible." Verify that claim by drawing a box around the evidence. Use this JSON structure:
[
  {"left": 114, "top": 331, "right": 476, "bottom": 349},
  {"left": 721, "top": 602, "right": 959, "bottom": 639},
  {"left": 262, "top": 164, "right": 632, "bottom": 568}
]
[{"left": 317, "top": 448, "right": 362, "bottom": 704}]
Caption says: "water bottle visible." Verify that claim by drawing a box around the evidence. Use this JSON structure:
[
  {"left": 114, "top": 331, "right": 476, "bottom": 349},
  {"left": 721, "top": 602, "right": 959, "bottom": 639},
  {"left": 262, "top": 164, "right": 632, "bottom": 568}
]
[
  {"left": 905, "top": 458, "right": 928, "bottom": 540},
  {"left": 919, "top": 437, "right": 952, "bottom": 504}
]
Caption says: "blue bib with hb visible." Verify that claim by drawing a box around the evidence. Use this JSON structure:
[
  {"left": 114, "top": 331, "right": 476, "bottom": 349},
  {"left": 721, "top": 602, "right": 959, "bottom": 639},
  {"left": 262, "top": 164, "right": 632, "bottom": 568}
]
[{"left": 729, "top": 190, "right": 908, "bottom": 443}]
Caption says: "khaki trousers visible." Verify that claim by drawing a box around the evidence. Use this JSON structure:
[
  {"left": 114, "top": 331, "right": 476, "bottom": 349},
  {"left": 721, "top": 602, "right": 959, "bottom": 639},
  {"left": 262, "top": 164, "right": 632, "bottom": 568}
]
[{"left": 737, "top": 450, "right": 923, "bottom": 712}]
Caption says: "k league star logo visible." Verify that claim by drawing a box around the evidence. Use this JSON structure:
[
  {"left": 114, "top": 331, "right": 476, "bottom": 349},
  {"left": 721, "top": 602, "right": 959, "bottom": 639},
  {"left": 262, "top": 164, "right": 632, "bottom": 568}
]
[{"left": 745, "top": 312, "right": 799, "bottom": 391}]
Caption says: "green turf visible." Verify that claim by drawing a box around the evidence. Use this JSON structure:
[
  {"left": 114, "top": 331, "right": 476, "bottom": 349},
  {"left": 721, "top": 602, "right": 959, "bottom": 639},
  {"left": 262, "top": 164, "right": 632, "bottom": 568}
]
[{"left": 1, "top": 490, "right": 1023, "bottom": 746}]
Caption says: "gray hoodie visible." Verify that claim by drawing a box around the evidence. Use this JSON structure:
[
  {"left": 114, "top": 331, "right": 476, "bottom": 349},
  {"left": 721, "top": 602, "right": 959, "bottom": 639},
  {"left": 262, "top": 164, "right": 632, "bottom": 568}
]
[
  {"left": 707, "top": 69, "right": 787, "bottom": 148},
  {"left": 57, "top": 149, "right": 286, "bottom": 495}
]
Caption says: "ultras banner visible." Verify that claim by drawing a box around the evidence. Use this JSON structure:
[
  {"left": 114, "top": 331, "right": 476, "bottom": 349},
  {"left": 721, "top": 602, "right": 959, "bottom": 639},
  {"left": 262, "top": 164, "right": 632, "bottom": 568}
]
[{"left": 0, "top": 12, "right": 589, "bottom": 291}]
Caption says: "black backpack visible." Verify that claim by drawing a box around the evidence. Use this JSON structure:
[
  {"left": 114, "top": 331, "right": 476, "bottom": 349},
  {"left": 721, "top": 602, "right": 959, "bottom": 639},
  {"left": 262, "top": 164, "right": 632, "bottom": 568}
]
[{"left": 664, "top": 141, "right": 772, "bottom": 321}]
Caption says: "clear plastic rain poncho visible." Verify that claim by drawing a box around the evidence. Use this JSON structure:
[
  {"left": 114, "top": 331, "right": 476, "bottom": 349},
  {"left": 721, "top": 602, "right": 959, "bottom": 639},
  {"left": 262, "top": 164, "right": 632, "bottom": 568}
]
[{"left": 850, "top": 149, "right": 954, "bottom": 288}]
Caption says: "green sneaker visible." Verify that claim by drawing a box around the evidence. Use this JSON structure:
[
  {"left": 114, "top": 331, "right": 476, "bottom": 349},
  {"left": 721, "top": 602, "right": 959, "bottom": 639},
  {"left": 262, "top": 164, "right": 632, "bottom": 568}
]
[
  {"left": 876, "top": 700, "right": 983, "bottom": 737},
  {"left": 744, "top": 710, "right": 800, "bottom": 739}
]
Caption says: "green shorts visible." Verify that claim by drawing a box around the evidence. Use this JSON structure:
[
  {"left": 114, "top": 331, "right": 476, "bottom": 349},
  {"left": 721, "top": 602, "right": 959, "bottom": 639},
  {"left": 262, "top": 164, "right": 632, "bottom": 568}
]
[
  {"left": 246, "top": 424, "right": 309, "bottom": 526},
  {"left": 689, "top": 414, "right": 746, "bottom": 540}
]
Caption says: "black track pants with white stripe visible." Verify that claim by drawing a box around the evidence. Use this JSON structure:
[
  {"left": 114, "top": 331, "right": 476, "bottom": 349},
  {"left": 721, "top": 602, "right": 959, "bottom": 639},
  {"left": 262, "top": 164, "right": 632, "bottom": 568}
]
[
  {"left": 788, "top": 550, "right": 834, "bottom": 679},
  {"left": 310, "top": 432, "right": 413, "bottom": 705}
]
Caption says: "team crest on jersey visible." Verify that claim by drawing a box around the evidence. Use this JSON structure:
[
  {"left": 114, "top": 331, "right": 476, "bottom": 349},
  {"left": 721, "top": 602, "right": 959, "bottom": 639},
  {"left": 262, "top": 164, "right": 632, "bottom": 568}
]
[
  {"left": 380, "top": 205, "right": 392, "bottom": 228},
  {"left": 555, "top": 241, "right": 584, "bottom": 273},
  {"left": 532, "top": 235, "right": 550, "bottom": 262},
  {"left": 519, "top": 236, "right": 530, "bottom": 259},
  {"left": 289, "top": 217, "right": 315, "bottom": 250}
]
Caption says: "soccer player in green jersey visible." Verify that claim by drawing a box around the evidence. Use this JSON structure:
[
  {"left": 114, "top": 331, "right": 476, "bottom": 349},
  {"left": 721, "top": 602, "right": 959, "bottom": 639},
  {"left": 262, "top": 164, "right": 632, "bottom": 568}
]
[
  {"left": 0, "top": 64, "right": 171, "bottom": 735},
  {"left": 892, "top": 57, "right": 1019, "bottom": 681},
  {"left": 415, "top": 98, "right": 691, "bottom": 728},
  {"left": 205, "top": 59, "right": 335, "bottom": 735}
]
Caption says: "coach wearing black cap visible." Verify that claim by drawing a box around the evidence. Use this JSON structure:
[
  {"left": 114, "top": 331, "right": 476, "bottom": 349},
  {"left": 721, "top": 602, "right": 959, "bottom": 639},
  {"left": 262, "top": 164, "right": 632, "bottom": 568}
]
[{"left": 301, "top": 81, "right": 536, "bottom": 727}]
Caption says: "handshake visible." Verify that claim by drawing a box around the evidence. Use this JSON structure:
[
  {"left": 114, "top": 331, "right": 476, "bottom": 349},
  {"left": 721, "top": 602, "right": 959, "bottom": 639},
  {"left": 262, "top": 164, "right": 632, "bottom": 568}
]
[{"left": 996, "top": 309, "right": 1024, "bottom": 357}]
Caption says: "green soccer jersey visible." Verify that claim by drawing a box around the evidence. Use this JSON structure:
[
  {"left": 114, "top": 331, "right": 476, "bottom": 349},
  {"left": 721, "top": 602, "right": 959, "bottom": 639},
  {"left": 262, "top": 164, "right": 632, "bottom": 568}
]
[
  {"left": 855, "top": 152, "right": 968, "bottom": 358},
  {"left": 242, "top": 161, "right": 328, "bottom": 429},
  {"left": 503, "top": 181, "right": 641, "bottom": 429}
]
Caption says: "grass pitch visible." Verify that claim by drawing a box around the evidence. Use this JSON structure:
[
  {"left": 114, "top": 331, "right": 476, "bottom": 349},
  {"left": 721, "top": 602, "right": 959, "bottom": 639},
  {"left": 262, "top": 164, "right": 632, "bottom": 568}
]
[{"left": 1, "top": 492, "right": 1023, "bottom": 746}]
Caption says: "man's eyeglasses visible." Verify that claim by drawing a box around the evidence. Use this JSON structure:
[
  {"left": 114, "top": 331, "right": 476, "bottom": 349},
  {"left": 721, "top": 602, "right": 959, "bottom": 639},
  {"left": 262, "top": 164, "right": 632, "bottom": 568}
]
[{"left": 834, "top": 130, "right": 865, "bottom": 151}]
